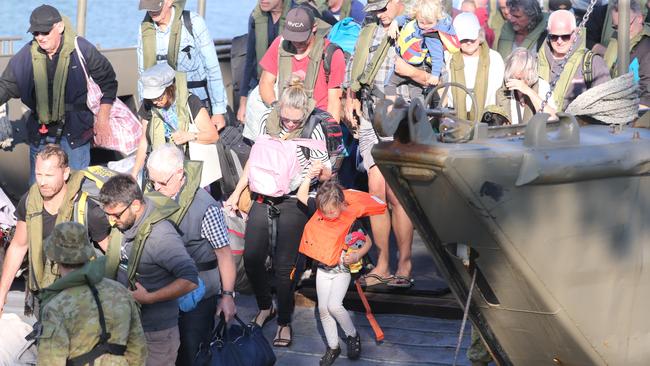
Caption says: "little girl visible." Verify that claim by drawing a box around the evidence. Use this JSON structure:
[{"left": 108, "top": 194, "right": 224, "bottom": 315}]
[
  {"left": 297, "top": 164, "right": 371, "bottom": 366},
  {"left": 384, "top": 0, "right": 457, "bottom": 100}
]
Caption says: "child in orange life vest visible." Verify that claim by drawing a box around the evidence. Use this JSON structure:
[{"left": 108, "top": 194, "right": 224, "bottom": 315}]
[{"left": 297, "top": 162, "right": 369, "bottom": 366}]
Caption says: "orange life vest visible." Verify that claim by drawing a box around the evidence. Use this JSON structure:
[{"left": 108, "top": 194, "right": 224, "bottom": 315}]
[{"left": 299, "top": 190, "right": 387, "bottom": 266}]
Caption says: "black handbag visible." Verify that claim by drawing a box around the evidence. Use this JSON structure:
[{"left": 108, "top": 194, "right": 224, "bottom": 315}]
[{"left": 194, "top": 314, "right": 276, "bottom": 366}]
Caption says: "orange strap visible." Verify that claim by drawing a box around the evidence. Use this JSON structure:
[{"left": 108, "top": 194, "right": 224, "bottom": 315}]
[{"left": 355, "top": 280, "right": 384, "bottom": 341}]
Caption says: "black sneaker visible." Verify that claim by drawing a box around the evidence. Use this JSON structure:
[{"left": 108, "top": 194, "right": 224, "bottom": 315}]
[
  {"left": 346, "top": 332, "right": 361, "bottom": 360},
  {"left": 319, "top": 346, "right": 341, "bottom": 366}
]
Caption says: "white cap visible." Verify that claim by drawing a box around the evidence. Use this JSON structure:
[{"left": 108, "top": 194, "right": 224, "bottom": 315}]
[
  {"left": 141, "top": 63, "right": 176, "bottom": 99},
  {"left": 453, "top": 12, "right": 481, "bottom": 41}
]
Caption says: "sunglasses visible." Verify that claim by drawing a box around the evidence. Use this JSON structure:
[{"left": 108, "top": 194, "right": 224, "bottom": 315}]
[
  {"left": 549, "top": 33, "right": 572, "bottom": 42},
  {"left": 103, "top": 201, "right": 133, "bottom": 220},
  {"left": 32, "top": 30, "right": 51, "bottom": 37},
  {"left": 280, "top": 116, "right": 304, "bottom": 126}
]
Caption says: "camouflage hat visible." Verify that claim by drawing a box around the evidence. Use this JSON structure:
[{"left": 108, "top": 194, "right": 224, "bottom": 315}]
[
  {"left": 364, "top": 0, "right": 390, "bottom": 12},
  {"left": 44, "top": 222, "right": 95, "bottom": 265},
  {"left": 481, "top": 105, "right": 511, "bottom": 126}
]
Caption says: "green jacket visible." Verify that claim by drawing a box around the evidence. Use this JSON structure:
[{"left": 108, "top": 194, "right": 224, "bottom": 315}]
[
  {"left": 37, "top": 257, "right": 147, "bottom": 365},
  {"left": 251, "top": 0, "right": 292, "bottom": 77},
  {"left": 147, "top": 72, "right": 191, "bottom": 150},
  {"left": 494, "top": 13, "right": 549, "bottom": 60}
]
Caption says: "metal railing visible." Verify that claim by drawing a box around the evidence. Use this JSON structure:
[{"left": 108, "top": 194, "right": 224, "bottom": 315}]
[{"left": 0, "top": 37, "right": 22, "bottom": 56}]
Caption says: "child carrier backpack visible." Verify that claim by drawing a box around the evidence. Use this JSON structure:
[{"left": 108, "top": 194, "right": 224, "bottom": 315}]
[
  {"left": 248, "top": 135, "right": 326, "bottom": 197},
  {"left": 299, "top": 109, "right": 345, "bottom": 177}
]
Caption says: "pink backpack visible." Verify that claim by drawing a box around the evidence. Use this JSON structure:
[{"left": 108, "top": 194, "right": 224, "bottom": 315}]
[{"left": 248, "top": 135, "right": 326, "bottom": 197}]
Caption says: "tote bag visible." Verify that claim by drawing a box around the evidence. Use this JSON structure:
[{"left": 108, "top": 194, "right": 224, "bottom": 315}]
[{"left": 75, "top": 38, "right": 142, "bottom": 155}]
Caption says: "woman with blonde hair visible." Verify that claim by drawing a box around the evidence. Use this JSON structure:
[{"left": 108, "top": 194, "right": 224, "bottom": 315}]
[
  {"left": 225, "top": 79, "right": 333, "bottom": 348},
  {"left": 494, "top": 47, "right": 557, "bottom": 124}
]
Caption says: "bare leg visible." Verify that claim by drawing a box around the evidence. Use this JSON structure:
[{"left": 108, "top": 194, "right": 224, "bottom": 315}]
[
  {"left": 366, "top": 165, "right": 392, "bottom": 278},
  {"left": 387, "top": 184, "right": 413, "bottom": 279}
]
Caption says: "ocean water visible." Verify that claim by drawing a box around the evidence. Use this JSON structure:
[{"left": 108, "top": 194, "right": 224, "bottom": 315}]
[{"left": 0, "top": 0, "right": 259, "bottom": 50}]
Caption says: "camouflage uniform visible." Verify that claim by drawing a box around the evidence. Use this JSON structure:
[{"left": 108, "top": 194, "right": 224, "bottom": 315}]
[{"left": 36, "top": 222, "right": 147, "bottom": 365}]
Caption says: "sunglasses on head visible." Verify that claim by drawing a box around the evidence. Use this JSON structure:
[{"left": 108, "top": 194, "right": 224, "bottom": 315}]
[
  {"left": 549, "top": 33, "right": 572, "bottom": 42},
  {"left": 32, "top": 30, "right": 51, "bottom": 37}
]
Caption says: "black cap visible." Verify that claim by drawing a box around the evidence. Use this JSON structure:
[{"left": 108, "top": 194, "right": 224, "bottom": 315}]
[
  {"left": 28, "top": 5, "right": 62, "bottom": 33},
  {"left": 282, "top": 6, "right": 316, "bottom": 43}
]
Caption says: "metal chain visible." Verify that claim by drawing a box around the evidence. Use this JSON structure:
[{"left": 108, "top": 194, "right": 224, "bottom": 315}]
[{"left": 539, "top": 0, "right": 599, "bottom": 113}]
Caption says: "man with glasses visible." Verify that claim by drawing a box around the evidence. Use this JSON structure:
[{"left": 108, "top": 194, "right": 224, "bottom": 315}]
[
  {"left": 0, "top": 4, "right": 117, "bottom": 183},
  {"left": 98, "top": 174, "right": 198, "bottom": 366},
  {"left": 605, "top": 0, "right": 650, "bottom": 108},
  {"left": 146, "top": 143, "right": 237, "bottom": 366},
  {"left": 0, "top": 145, "right": 111, "bottom": 318},
  {"left": 138, "top": 0, "right": 228, "bottom": 131},
  {"left": 538, "top": 9, "right": 610, "bottom": 111}
]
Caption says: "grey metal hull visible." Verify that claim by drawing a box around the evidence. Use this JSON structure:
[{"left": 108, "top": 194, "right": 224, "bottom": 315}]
[{"left": 372, "top": 123, "right": 650, "bottom": 365}]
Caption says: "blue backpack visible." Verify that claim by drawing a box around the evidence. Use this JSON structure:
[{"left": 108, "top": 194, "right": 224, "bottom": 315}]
[{"left": 327, "top": 17, "right": 361, "bottom": 54}]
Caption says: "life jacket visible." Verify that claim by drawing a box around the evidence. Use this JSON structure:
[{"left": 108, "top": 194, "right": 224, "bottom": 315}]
[
  {"left": 604, "top": 25, "right": 650, "bottom": 77},
  {"left": 277, "top": 36, "right": 327, "bottom": 100},
  {"left": 247, "top": 134, "right": 326, "bottom": 197},
  {"left": 141, "top": 0, "right": 188, "bottom": 70},
  {"left": 538, "top": 31, "right": 590, "bottom": 111},
  {"left": 164, "top": 160, "right": 203, "bottom": 226},
  {"left": 252, "top": 0, "right": 293, "bottom": 77},
  {"left": 125, "top": 192, "right": 180, "bottom": 290},
  {"left": 494, "top": 13, "right": 549, "bottom": 60},
  {"left": 25, "top": 167, "right": 121, "bottom": 291},
  {"left": 349, "top": 22, "right": 392, "bottom": 93},
  {"left": 299, "top": 190, "right": 386, "bottom": 266},
  {"left": 31, "top": 16, "right": 77, "bottom": 126},
  {"left": 146, "top": 72, "right": 191, "bottom": 150},
  {"left": 397, "top": 19, "right": 459, "bottom": 66},
  {"left": 449, "top": 42, "right": 491, "bottom": 121},
  {"left": 338, "top": 0, "right": 352, "bottom": 20}
]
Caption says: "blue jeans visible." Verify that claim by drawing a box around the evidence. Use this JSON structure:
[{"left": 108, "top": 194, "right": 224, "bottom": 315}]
[
  {"left": 29, "top": 137, "right": 91, "bottom": 184},
  {"left": 176, "top": 294, "right": 218, "bottom": 366}
]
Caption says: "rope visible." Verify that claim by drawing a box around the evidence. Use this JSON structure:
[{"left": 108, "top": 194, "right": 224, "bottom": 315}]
[
  {"left": 452, "top": 269, "right": 477, "bottom": 366},
  {"left": 539, "top": 0, "right": 599, "bottom": 113}
]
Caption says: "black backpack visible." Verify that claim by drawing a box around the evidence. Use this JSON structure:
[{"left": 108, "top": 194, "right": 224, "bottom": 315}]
[{"left": 299, "top": 109, "right": 345, "bottom": 177}]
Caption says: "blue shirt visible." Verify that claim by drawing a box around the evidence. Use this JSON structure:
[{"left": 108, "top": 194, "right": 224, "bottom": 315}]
[
  {"left": 328, "top": 0, "right": 366, "bottom": 24},
  {"left": 137, "top": 8, "right": 227, "bottom": 115}
]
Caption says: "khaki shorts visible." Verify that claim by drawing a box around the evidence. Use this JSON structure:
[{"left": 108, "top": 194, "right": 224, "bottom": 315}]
[{"left": 145, "top": 326, "right": 180, "bottom": 366}]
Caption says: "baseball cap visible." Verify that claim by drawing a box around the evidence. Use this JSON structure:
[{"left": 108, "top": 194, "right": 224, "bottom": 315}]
[
  {"left": 364, "top": 0, "right": 391, "bottom": 12},
  {"left": 44, "top": 222, "right": 96, "bottom": 265},
  {"left": 139, "top": 0, "right": 164, "bottom": 12},
  {"left": 453, "top": 12, "right": 481, "bottom": 41},
  {"left": 28, "top": 5, "right": 62, "bottom": 34},
  {"left": 282, "top": 7, "right": 315, "bottom": 43},
  {"left": 141, "top": 63, "right": 176, "bottom": 99}
]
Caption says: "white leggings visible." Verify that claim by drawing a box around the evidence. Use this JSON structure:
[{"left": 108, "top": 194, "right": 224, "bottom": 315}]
[{"left": 316, "top": 268, "right": 357, "bottom": 348}]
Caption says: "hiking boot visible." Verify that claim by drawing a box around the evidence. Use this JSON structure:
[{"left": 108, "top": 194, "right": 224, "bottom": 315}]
[
  {"left": 319, "top": 346, "right": 341, "bottom": 366},
  {"left": 346, "top": 332, "right": 361, "bottom": 360}
]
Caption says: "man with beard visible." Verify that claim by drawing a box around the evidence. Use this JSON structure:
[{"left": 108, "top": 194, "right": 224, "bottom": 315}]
[
  {"left": 493, "top": 0, "right": 549, "bottom": 59},
  {"left": 99, "top": 174, "right": 198, "bottom": 366},
  {"left": 0, "top": 145, "right": 111, "bottom": 317}
]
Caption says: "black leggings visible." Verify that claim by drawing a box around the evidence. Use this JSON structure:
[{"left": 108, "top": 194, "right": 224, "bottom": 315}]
[{"left": 243, "top": 197, "right": 308, "bottom": 325}]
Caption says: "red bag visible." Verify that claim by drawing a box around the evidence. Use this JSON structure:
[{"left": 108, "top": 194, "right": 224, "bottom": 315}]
[
  {"left": 75, "top": 38, "right": 142, "bottom": 155},
  {"left": 299, "top": 190, "right": 386, "bottom": 266}
]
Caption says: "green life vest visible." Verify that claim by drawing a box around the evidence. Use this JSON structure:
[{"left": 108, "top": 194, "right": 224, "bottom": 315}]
[
  {"left": 488, "top": 0, "right": 506, "bottom": 49},
  {"left": 166, "top": 160, "right": 203, "bottom": 226},
  {"left": 538, "top": 31, "right": 588, "bottom": 111},
  {"left": 449, "top": 42, "right": 491, "bottom": 121},
  {"left": 141, "top": 0, "right": 188, "bottom": 70},
  {"left": 26, "top": 171, "right": 85, "bottom": 291},
  {"left": 277, "top": 36, "right": 326, "bottom": 100},
  {"left": 339, "top": 0, "right": 352, "bottom": 19},
  {"left": 31, "top": 16, "right": 77, "bottom": 125},
  {"left": 495, "top": 81, "right": 541, "bottom": 124},
  {"left": 125, "top": 192, "right": 180, "bottom": 290},
  {"left": 495, "top": 13, "right": 549, "bottom": 60},
  {"left": 604, "top": 25, "right": 650, "bottom": 76},
  {"left": 265, "top": 99, "right": 317, "bottom": 139},
  {"left": 147, "top": 72, "right": 191, "bottom": 150},
  {"left": 252, "top": 0, "right": 293, "bottom": 78},
  {"left": 349, "top": 23, "right": 391, "bottom": 93}
]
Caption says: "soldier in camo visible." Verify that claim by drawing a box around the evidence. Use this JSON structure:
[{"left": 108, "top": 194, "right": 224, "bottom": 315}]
[{"left": 37, "top": 222, "right": 147, "bottom": 365}]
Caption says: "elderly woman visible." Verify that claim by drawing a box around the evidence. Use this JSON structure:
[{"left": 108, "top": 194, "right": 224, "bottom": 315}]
[
  {"left": 494, "top": 47, "right": 557, "bottom": 124},
  {"left": 446, "top": 12, "right": 505, "bottom": 121},
  {"left": 225, "top": 79, "right": 332, "bottom": 348},
  {"left": 131, "top": 63, "right": 218, "bottom": 178}
]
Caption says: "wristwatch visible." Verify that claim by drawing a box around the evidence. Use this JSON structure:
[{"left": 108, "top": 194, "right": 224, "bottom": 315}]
[{"left": 221, "top": 290, "right": 236, "bottom": 298}]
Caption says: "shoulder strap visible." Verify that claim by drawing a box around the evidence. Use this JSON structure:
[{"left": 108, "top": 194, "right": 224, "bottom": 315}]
[
  {"left": 66, "top": 284, "right": 126, "bottom": 366},
  {"left": 323, "top": 43, "right": 342, "bottom": 84},
  {"left": 583, "top": 50, "right": 594, "bottom": 88},
  {"left": 182, "top": 10, "right": 194, "bottom": 38},
  {"left": 340, "top": 0, "right": 352, "bottom": 19}
]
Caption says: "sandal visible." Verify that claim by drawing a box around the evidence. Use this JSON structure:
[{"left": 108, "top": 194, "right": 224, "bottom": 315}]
[
  {"left": 273, "top": 324, "right": 292, "bottom": 347},
  {"left": 358, "top": 273, "right": 392, "bottom": 288},
  {"left": 251, "top": 306, "right": 276, "bottom": 328},
  {"left": 387, "top": 275, "right": 415, "bottom": 288}
]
